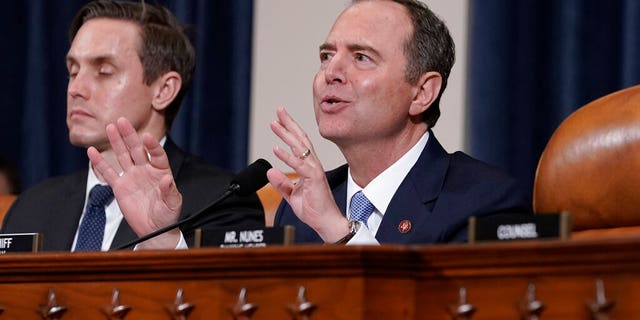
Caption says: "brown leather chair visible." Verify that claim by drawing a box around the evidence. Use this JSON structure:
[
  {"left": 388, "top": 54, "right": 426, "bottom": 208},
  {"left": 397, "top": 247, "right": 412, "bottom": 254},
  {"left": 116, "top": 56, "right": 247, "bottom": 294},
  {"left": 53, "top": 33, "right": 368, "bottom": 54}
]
[
  {"left": 0, "top": 194, "right": 16, "bottom": 229},
  {"left": 257, "top": 173, "right": 299, "bottom": 227},
  {"left": 534, "top": 85, "right": 640, "bottom": 239}
]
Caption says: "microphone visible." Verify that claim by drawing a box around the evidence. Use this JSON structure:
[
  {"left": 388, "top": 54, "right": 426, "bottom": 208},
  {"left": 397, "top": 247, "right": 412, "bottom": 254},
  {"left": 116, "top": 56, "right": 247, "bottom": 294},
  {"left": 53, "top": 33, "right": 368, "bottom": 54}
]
[
  {"left": 116, "top": 158, "right": 272, "bottom": 250},
  {"left": 229, "top": 158, "right": 272, "bottom": 196}
]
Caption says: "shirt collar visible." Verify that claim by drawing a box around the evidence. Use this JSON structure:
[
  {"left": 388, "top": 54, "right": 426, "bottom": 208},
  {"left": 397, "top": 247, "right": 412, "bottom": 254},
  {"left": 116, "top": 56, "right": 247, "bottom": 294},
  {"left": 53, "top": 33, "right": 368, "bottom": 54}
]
[{"left": 346, "top": 131, "right": 429, "bottom": 217}]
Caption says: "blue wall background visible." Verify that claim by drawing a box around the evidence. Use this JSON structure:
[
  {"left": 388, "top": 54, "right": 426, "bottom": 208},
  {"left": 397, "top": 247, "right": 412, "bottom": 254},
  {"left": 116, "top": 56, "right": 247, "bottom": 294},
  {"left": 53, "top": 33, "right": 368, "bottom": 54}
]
[
  {"left": 1, "top": 0, "right": 639, "bottom": 201},
  {"left": 0, "top": 0, "right": 254, "bottom": 190}
]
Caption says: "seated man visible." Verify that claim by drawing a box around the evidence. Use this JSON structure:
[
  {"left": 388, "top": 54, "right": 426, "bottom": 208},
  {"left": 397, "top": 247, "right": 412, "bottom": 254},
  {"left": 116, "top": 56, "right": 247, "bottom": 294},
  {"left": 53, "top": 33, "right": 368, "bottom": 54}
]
[
  {"left": 1, "top": 0, "right": 263, "bottom": 251},
  {"left": 266, "top": 0, "right": 531, "bottom": 245}
]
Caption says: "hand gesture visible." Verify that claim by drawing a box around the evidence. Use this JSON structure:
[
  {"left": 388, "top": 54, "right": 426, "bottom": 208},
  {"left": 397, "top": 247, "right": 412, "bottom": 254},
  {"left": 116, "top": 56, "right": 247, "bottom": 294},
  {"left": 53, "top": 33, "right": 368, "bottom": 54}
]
[
  {"left": 268, "top": 107, "right": 349, "bottom": 242},
  {"left": 87, "top": 117, "right": 182, "bottom": 249}
]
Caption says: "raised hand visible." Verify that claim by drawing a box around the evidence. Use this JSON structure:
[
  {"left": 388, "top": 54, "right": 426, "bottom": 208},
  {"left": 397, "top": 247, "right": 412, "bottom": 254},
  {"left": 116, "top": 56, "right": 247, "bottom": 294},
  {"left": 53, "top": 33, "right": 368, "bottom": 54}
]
[
  {"left": 268, "top": 107, "right": 349, "bottom": 243},
  {"left": 87, "top": 117, "right": 182, "bottom": 249}
]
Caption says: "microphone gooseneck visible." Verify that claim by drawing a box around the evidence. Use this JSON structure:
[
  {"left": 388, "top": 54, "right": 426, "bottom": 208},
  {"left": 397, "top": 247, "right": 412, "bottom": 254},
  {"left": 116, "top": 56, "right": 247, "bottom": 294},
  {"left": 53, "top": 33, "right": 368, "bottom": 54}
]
[{"left": 116, "top": 158, "right": 272, "bottom": 250}]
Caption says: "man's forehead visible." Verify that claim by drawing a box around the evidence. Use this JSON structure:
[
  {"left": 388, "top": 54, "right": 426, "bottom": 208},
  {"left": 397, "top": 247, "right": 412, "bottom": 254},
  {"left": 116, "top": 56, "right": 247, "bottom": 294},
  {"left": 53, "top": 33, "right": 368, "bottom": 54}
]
[
  {"left": 339, "top": 1, "right": 410, "bottom": 23},
  {"left": 72, "top": 18, "right": 141, "bottom": 46},
  {"left": 68, "top": 18, "right": 141, "bottom": 59},
  {"left": 324, "top": 1, "right": 412, "bottom": 47},
  {"left": 331, "top": 1, "right": 411, "bottom": 35}
]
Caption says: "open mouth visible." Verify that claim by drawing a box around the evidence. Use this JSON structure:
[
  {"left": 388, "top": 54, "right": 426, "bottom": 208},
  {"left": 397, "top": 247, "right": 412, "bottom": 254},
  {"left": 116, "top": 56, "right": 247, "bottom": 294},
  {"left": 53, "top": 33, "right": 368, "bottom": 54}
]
[{"left": 323, "top": 95, "right": 349, "bottom": 105}]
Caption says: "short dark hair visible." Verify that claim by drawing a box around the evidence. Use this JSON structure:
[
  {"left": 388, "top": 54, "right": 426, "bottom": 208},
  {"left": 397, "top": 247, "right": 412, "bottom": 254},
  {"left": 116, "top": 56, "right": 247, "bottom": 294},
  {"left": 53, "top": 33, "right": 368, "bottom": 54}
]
[
  {"left": 353, "top": 0, "right": 455, "bottom": 128},
  {"left": 69, "top": 0, "right": 196, "bottom": 129}
]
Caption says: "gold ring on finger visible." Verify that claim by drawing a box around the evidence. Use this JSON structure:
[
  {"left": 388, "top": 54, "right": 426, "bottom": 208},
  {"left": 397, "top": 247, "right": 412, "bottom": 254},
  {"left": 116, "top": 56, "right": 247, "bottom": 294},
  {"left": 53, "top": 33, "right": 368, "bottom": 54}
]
[{"left": 299, "top": 148, "right": 311, "bottom": 159}]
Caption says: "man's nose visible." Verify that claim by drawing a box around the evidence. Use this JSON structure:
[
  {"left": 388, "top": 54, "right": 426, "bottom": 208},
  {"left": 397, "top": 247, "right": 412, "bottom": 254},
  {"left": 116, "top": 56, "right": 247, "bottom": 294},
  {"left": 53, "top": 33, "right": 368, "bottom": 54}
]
[
  {"left": 324, "top": 54, "right": 347, "bottom": 84},
  {"left": 67, "top": 72, "right": 89, "bottom": 99}
]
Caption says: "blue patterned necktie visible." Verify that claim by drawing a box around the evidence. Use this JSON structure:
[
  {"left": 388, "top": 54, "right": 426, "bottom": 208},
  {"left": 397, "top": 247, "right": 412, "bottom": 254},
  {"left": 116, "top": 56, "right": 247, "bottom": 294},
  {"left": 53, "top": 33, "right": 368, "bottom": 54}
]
[
  {"left": 74, "top": 184, "right": 114, "bottom": 251},
  {"left": 349, "top": 191, "right": 374, "bottom": 227}
]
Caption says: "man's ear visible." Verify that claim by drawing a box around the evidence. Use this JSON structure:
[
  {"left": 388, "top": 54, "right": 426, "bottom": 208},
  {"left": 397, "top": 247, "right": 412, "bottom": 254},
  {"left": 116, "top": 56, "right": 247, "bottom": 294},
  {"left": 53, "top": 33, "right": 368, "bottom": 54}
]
[
  {"left": 151, "top": 71, "right": 182, "bottom": 111},
  {"left": 409, "top": 71, "right": 442, "bottom": 117}
]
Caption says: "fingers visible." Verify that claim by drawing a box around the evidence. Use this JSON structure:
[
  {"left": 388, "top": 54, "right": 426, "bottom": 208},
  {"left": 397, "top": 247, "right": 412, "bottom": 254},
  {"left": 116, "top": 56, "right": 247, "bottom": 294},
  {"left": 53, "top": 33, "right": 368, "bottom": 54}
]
[
  {"left": 116, "top": 117, "right": 149, "bottom": 166},
  {"left": 106, "top": 123, "right": 134, "bottom": 171},
  {"left": 273, "top": 145, "right": 305, "bottom": 173},
  {"left": 87, "top": 146, "right": 120, "bottom": 185},
  {"left": 159, "top": 174, "right": 182, "bottom": 213},
  {"left": 143, "top": 133, "right": 171, "bottom": 171},
  {"left": 271, "top": 107, "right": 316, "bottom": 160},
  {"left": 270, "top": 108, "right": 327, "bottom": 187},
  {"left": 266, "top": 167, "right": 294, "bottom": 201},
  {"left": 276, "top": 107, "right": 309, "bottom": 143},
  {"left": 271, "top": 108, "right": 322, "bottom": 173},
  {"left": 90, "top": 117, "right": 171, "bottom": 187},
  {"left": 106, "top": 117, "right": 169, "bottom": 172}
]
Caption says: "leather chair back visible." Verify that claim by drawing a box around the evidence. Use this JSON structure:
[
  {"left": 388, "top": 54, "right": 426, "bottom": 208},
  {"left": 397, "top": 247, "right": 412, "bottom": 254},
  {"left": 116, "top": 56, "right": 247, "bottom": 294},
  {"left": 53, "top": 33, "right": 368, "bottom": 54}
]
[
  {"left": 0, "top": 194, "right": 16, "bottom": 229},
  {"left": 534, "top": 85, "right": 640, "bottom": 238},
  {"left": 257, "top": 173, "right": 299, "bottom": 227}
]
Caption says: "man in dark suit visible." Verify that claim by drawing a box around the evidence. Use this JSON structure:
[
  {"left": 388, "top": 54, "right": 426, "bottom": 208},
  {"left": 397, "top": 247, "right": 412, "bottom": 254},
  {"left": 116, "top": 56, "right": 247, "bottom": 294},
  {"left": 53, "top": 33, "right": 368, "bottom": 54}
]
[
  {"left": 1, "top": 0, "right": 263, "bottom": 251},
  {"left": 267, "top": 0, "right": 530, "bottom": 245}
]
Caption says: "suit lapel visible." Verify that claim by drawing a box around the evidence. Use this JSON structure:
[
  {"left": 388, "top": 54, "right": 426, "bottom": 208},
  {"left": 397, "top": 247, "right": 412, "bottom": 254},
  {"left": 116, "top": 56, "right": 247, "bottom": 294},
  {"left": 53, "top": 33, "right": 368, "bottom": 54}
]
[
  {"left": 110, "top": 222, "right": 138, "bottom": 250},
  {"left": 327, "top": 165, "right": 349, "bottom": 217},
  {"left": 375, "top": 132, "right": 451, "bottom": 244},
  {"left": 46, "top": 171, "right": 87, "bottom": 251},
  {"left": 333, "top": 182, "right": 348, "bottom": 217},
  {"left": 163, "top": 137, "right": 186, "bottom": 179}
]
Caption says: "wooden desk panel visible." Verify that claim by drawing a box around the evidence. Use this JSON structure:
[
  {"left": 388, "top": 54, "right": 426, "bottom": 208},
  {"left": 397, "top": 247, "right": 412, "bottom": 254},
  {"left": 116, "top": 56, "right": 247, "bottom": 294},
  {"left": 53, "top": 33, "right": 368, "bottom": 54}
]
[
  {"left": 0, "top": 238, "right": 638, "bottom": 319},
  {"left": 415, "top": 238, "right": 640, "bottom": 319},
  {"left": 0, "top": 246, "right": 417, "bottom": 319}
]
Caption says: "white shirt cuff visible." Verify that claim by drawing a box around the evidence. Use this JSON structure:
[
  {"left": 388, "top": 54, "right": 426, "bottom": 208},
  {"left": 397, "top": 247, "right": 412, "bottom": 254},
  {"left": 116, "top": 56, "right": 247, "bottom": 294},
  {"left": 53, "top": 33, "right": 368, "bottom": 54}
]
[
  {"left": 346, "top": 225, "right": 379, "bottom": 245},
  {"left": 175, "top": 232, "right": 188, "bottom": 249},
  {"left": 132, "top": 232, "right": 189, "bottom": 250}
]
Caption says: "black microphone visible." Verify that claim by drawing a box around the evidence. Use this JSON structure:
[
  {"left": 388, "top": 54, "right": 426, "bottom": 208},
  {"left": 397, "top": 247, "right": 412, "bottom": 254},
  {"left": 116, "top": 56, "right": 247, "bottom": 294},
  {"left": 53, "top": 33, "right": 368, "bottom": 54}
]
[
  {"left": 116, "top": 158, "right": 272, "bottom": 250},
  {"left": 229, "top": 158, "right": 272, "bottom": 196}
]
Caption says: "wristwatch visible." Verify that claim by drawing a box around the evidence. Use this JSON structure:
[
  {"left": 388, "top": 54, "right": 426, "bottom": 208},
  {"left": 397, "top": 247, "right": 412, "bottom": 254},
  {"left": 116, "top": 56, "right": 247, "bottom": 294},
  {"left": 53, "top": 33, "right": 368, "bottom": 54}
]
[{"left": 333, "top": 220, "right": 362, "bottom": 245}]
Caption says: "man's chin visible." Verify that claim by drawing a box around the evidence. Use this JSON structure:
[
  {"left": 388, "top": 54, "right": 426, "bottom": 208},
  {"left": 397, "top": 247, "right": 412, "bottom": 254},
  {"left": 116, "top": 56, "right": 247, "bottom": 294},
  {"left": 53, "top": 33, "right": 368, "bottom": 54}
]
[
  {"left": 69, "top": 141, "right": 91, "bottom": 149},
  {"left": 68, "top": 134, "right": 104, "bottom": 150},
  {"left": 319, "top": 129, "right": 346, "bottom": 145}
]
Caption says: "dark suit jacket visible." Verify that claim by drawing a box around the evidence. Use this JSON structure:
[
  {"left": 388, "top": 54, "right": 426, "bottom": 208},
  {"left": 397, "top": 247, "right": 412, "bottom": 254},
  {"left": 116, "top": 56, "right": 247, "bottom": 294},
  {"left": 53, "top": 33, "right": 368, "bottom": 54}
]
[
  {"left": 1, "top": 138, "right": 264, "bottom": 251},
  {"left": 274, "top": 132, "right": 531, "bottom": 244}
]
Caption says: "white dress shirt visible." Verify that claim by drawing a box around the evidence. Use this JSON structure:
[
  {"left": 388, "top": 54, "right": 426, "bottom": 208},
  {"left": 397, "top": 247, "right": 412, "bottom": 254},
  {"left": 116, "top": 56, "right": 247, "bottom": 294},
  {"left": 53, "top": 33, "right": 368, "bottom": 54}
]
[{"left": 346, "top": 131, "right": 429, "bottom": 245}]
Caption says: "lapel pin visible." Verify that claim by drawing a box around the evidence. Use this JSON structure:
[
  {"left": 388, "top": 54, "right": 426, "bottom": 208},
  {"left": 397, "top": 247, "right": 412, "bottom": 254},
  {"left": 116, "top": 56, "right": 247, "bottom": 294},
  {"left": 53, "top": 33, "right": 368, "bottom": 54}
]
[{"left": 398, "top": 220, "right": 412, "bottom": 234}]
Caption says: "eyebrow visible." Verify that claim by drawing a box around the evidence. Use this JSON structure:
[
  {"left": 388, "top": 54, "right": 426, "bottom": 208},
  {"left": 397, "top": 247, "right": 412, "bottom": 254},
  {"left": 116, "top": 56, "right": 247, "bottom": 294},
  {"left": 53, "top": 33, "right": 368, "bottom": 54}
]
[
  {"left": 319, "top": 43, "right": 335, "bottom": 52},
  {"left": 319, "top": 42, "right": 382, "bottom": 58},
  {"left": 66, "top": 54, "right": 116, "bottom": 67}
]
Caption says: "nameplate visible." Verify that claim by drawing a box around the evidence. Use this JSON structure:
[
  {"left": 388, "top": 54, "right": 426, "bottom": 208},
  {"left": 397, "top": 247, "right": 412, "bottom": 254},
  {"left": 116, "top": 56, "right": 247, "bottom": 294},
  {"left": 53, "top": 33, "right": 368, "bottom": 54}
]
[
  {"left": 468, "top": 212, "right": 571, "bottom": 243},
  {"left": 194, "top": 226, "right": 295, "bottom": 248},
  {"left": 0, "top": 233, "right": 42, "bottom": 253}
]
